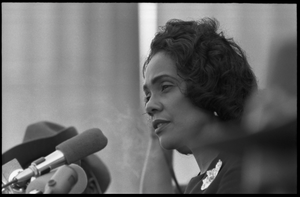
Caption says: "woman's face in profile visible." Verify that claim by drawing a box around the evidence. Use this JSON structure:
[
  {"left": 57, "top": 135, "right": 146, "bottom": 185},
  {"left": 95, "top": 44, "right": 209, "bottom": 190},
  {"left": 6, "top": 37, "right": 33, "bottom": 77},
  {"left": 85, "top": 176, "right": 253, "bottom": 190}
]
[{"left": 143, "top": 51, "right": 211, "bottom": 150}]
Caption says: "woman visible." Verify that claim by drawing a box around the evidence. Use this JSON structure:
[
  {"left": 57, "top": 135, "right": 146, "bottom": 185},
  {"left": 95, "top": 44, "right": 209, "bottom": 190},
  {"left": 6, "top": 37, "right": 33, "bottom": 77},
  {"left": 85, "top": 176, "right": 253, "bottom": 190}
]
[{"left": 140, "top": 17, "right": 257, "bottom": 193}]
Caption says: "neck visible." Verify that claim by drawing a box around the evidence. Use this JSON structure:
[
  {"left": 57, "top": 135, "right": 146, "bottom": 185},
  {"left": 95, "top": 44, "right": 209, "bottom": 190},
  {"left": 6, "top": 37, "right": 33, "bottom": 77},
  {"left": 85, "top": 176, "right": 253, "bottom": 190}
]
[{"left": 192, "top": 148, "right": 219, "bottom": 175}]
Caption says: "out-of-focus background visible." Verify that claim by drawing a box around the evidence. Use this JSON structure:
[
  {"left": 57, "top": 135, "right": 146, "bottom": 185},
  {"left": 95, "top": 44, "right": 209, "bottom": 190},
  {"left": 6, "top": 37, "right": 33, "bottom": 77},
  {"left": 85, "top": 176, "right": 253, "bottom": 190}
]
[{"left": 2, "top": 3, "right": 296, "bottom": 193}]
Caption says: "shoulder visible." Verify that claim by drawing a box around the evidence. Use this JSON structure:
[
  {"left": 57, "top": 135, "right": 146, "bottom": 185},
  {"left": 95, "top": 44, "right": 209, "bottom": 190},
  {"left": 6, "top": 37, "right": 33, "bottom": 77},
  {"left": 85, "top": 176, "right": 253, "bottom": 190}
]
[
  {"left": 185, "top": 152, "right": 243, "bottom": 194},
  {"left": 215, "top": 152, "right": 243, "bottom": 193}
]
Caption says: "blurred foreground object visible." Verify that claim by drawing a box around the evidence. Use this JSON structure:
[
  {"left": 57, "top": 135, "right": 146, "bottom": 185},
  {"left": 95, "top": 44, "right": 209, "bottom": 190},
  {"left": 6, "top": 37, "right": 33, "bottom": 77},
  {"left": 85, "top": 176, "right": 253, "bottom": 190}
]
[
  {"left": 206, "top": 38, "right": 297, "bottom": 193},
  {"left": 240, "top": 38, "right": 297, "bottom": 193}
]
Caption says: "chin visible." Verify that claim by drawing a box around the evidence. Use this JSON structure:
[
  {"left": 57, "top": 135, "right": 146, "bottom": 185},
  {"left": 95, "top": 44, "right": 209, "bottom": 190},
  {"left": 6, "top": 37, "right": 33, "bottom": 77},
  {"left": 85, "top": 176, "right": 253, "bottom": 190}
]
[
  {"left": 159, "top": 137, "right": 183, "bottom": 151},
  {"left": 176, "top": 146, "right": 192, "bottom": 155}
]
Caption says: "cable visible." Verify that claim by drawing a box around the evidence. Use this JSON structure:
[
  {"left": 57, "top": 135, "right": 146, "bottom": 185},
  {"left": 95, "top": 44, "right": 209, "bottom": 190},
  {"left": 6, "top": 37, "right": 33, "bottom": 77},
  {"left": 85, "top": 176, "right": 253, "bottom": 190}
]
[{"left": 2, "top": 179, "right": 17, "bottom": 189}]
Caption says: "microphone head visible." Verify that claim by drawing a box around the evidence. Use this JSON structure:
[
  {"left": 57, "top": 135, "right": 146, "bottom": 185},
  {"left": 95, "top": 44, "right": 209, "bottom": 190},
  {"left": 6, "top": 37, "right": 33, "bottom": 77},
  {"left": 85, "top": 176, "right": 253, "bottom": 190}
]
[{"left": 56, "top": 128, "right": 108, "bottom": 164}]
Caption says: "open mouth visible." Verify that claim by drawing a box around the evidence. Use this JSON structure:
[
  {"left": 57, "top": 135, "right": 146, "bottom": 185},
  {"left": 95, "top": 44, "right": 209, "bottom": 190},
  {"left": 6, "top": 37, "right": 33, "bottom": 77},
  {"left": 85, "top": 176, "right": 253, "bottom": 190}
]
[
  {"left": 153, "top": 119, "right": 170, "bottom": 129},
  {"left": 152, "top": 120, "right": 170, "bottom": 134},
  {"left": 155, "top": 122, "right": 167, "bottom": 129}
]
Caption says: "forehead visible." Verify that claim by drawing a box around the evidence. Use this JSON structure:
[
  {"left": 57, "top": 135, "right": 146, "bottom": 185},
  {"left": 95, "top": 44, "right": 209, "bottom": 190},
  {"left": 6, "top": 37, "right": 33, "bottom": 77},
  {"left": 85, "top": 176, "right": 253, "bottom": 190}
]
[{"left": 143, "top": 52, "right": 179, "bottom": 88}]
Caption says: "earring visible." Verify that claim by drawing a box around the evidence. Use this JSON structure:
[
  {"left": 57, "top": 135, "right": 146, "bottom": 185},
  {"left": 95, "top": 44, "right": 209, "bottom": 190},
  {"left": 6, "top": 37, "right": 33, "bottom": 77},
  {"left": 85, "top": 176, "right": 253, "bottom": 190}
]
[{"left": 213, "top": 111, "right": 218, "bottom": 117}]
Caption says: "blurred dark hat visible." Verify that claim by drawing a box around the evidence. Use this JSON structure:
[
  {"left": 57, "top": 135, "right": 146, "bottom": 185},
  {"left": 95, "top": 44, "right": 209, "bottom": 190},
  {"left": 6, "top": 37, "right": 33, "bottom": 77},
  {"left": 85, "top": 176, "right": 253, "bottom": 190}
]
[{"left": 2, "top": 121, "right": 110, "bottom": 194}]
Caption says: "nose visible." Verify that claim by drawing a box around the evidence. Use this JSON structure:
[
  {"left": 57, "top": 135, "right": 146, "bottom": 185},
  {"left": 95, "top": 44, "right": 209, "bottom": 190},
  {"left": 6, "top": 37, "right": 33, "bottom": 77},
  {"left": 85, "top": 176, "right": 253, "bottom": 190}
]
[{"left": 145, "top": 95, "right": 162, "bottom": 117}]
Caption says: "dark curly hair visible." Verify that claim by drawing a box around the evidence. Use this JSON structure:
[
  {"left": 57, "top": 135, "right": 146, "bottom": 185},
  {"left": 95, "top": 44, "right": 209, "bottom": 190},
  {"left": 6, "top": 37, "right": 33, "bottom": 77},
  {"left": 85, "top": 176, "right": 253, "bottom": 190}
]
[{"left": 142, "top": 17, "right": 258, "bottom": 122}]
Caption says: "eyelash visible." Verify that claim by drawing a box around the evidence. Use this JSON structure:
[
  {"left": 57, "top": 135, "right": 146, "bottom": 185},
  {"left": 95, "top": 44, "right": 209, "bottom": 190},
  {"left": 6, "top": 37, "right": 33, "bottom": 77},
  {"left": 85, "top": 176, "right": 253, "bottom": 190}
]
[
  {"left": 162, "top": 84, "right": 172, "bottom": 91},
  {"left": 144, "top": 84, "right": 172, "bottom": 104},
  {"left": 144, "top": 95, "right": 150, "bottom": 104}
]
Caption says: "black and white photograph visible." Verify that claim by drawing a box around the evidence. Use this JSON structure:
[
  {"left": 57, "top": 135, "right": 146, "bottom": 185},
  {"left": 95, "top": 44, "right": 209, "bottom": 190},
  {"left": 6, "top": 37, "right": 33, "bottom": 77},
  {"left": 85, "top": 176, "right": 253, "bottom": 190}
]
[{"left": 2, "top": 3, "right": 296, "bottom": 194}]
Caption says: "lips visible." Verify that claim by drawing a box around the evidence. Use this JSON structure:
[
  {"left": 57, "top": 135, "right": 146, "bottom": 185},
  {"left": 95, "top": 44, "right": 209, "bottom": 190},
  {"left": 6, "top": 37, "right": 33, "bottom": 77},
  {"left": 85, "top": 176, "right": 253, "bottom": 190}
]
[{"left": 152, "top": 119, "right": 170, "bottom": 134}]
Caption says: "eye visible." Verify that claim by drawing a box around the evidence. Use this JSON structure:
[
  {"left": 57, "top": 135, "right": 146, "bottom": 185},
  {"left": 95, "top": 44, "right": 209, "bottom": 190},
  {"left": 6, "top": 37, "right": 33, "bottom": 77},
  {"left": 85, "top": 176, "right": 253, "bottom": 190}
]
[
  {"left": 161, "top": 84, "right": 172, "bottom": 91},
  {"left": 144, "top": 93, "right": 151, "bottom": 104}
]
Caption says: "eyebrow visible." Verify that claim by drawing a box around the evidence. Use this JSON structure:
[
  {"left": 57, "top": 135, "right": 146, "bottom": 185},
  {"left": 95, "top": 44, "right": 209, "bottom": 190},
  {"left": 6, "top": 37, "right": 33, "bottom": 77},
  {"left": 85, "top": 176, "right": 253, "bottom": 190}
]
[{"left": 143, "top": 74, "right": 180, "bottom": 92}]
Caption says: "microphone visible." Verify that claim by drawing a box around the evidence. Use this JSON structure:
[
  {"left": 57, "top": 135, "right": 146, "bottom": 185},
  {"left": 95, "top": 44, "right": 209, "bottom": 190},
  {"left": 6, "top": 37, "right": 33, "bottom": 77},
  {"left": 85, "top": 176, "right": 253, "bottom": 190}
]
[
  {"left": 2, "top": 158, "right": 24, "bottom": 194},
  {"left": 26, "top": 164, "right": 88, "bottom": 194},
  {"left": 7, "top": 128, "right": 107, "bottom": 187}
]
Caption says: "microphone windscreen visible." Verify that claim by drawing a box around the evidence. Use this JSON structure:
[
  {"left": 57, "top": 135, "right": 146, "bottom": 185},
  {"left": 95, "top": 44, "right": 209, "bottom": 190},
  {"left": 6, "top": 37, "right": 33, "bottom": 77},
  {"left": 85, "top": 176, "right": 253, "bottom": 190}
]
[
  {"left": 56, "top": 128, "right": 108, "bottom": 164},
  {"left": 68, "top": 164, "right": 88, "bottom": 194}
]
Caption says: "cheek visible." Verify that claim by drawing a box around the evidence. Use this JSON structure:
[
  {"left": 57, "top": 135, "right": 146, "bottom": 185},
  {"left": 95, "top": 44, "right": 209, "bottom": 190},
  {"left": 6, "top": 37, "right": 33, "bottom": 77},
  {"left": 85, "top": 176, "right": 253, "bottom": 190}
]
[
  {"left": 176, "top": 104, "right": 211, "bottom": 134},
  {"left": 173, "top": 98, "right": 203, "bottom": 121}
]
